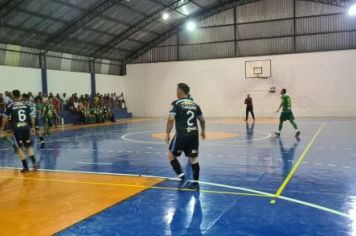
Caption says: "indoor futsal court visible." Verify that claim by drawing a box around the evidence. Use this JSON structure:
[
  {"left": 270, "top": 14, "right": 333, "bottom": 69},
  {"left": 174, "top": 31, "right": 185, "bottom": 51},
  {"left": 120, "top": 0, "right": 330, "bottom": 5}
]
[{"left": 0, "top": 0, "right": 356, "bottom": 235}]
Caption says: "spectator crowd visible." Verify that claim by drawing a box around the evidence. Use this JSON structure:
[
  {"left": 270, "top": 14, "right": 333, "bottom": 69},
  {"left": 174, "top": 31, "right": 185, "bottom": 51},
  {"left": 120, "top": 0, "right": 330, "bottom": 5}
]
[{"left": 0, "top": 91, "right": 127, "bottom": 125}]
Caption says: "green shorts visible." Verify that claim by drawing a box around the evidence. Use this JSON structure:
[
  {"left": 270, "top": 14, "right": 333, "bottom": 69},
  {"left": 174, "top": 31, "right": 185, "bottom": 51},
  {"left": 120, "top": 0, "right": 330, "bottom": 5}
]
[
  {"left": 280, "top": 110, "right": 295, "bottom": 122},
  {"left": 43, "top": 116, "right": 53, "bottom": 127}
]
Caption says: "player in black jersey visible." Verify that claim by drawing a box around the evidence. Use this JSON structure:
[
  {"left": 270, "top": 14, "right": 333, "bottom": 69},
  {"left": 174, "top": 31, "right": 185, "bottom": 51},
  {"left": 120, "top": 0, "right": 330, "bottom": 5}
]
[
  {"left": 0, "top": 90, "right": 38, "bottom": 172},
  {"left": 166, "top": 83, "right": 206, "bottom": 190}
]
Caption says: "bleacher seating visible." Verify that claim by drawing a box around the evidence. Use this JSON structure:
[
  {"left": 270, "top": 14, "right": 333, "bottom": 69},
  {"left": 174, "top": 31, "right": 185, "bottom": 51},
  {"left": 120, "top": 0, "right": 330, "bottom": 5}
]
[{"left": 59, "top": 108, "right": 132, "bottom": 125}]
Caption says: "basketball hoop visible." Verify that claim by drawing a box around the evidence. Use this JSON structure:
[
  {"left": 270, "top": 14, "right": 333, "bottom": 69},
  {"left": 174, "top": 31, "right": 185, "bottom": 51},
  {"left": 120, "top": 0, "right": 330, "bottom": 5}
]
[{"left": 255, "top": 74, "right": 268, "bottom": 80}]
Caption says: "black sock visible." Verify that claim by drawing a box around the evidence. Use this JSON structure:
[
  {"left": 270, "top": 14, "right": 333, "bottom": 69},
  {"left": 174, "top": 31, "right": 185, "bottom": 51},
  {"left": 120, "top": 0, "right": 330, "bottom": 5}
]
[
  {"left": 192, "top": 163, "right": 200, "bottom": 181},
  {"left": 170, "top": 159, "right": 184, "bottom": 179},
  {"left": 39, "top": 136, "right": 44, "bottom": 142},
  {"left": 30, "top": 156, "right": 36, "bottom": 164},
  {"left": 22, "top": 160, "right": 29, "bottom": 169}
]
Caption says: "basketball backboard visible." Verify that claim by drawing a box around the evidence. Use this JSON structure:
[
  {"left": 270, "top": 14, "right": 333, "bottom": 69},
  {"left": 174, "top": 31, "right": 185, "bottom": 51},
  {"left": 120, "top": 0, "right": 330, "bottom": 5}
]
[{"left": 245, "top": 59, "right": 271, "bottom": 79}]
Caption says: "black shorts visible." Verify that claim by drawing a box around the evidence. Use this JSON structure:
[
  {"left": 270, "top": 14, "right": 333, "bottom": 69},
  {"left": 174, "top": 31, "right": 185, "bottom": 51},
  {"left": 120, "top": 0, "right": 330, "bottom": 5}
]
[
  {"left": 169, "top": 134, "right": 199, "bottom": 157},
  {"left": 13, "top": 127, "right": 32, "bottom": 148}
]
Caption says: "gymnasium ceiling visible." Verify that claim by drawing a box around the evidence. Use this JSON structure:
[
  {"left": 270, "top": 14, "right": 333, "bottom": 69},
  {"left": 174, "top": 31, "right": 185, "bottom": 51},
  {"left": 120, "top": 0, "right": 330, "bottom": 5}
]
[{"left": 0, "top": 0, "right": 354, "bottom": 65}]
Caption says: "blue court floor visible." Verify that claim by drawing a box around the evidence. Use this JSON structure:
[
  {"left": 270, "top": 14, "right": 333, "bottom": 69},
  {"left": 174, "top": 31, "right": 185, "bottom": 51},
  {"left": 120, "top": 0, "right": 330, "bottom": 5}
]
[{"left": 0, "top": 118, "right": 355, "bottom": 235}]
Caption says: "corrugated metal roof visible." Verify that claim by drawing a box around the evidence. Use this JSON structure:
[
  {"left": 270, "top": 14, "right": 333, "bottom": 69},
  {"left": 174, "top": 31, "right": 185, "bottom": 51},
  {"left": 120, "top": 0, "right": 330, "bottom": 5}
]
[
  {"left": 0, "top": 0, "right": 211, "bottom": 62},
  {"left": 0, "top": 0, "right": 355, "bottom": 72}
]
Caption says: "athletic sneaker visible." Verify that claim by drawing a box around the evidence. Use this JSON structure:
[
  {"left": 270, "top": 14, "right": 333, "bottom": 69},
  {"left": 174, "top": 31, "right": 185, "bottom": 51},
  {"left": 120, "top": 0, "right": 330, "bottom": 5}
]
[
  {"left": 188, "top": 182, "right": 200, "bottom": 191},
  {"left": 20, "top": 168, "right": 30, "bottom": 173},
  {"left": 33, "top": 163, "right": 39, "bottom": 171},
  {"left": 179, "top": 180, "right": 188, "bottom": 189},
  {"left": 295, "top": 131, "right": 301, "bottom": 138},
  {"left": 274, "top": 132, "right": 281, "bottom": 137}
]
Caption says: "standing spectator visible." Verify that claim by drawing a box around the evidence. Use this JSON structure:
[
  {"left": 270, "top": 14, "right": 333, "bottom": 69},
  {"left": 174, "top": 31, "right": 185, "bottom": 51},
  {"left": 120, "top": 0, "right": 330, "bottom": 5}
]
[
  {"left": 61, "top": 93, "right": 68, "bottom": 111},
  {"left": 118, "top": 92, "right": 126, "bottom": 108},
  {"left": 0, "top": 93, "right": 4, "bottom": 126},
  {"left": 28, "top": 92, "right": 34, "bottom": 100},
  {"left": 43, "top": 93, "right": 48, "bottom": 102},
  {"left": 35, "top": 92, "right": 42, "bottom": 102},
  {"left": 68, "top": 94, "right": 75, "bottom": 112},
  {"left": 52, "top": 95, "right": 61, "bottom": 128},
  {"left": 4, "top": 91, "right": 13, "bottom": 105},
  {"left": 73, "top": 97, "right": 79, "bottom": 111},
  {"left": 0, "top": 93, "right": 4, "bottom": 109},
  {"left": 61, "top": 93, "right": 67, "bottom": 104},
  {"left": 244, "top": 94, "right": 255, "bottom": 122}
]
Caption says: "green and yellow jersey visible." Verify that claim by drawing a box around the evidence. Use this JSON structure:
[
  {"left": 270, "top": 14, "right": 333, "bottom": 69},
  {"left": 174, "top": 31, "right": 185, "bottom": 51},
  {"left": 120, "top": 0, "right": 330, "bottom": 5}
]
[{"left": 43, "top": 103, "right": 54, "bottom": 118}]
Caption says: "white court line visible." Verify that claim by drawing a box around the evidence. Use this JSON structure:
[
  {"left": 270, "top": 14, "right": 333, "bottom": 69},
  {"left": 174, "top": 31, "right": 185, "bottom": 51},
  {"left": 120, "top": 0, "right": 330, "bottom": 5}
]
[
  {"left": 121, "top": 130, "right": 273, "bottom": 146},
  {"left": 77, "top": 162, "right": 112, "bottom": 166},
  {"left": 0, "top": 167, "right": 351, "bottom": 219},
  {"left": 223, "top": 130, "right": 272, "bottom": 143}
]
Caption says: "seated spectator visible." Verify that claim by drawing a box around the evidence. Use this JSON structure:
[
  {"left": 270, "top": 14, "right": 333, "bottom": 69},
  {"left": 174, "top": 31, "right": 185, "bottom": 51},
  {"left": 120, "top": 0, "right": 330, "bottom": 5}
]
[{"left": 1, "top": 90, "right": 127, "bottom": 126}]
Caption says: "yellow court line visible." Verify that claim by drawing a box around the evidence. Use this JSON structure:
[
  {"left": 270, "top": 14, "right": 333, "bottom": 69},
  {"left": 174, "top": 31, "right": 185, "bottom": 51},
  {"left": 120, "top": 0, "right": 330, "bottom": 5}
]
[
  {"left": 270, "top": 122, "right": 326, "bottom": 204},
  {"left": 0, "top": 170, "right": 352, "bottom": 218},
  {"left": 0, "top": 175, "right": 266, "bottom": 198}
]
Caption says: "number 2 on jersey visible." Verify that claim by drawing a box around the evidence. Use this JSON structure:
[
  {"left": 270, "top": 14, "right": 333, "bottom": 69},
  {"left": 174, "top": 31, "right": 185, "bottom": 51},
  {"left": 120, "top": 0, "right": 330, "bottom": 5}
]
[{"left": 187, "top": 110, "right": 194, "bottom": 127}]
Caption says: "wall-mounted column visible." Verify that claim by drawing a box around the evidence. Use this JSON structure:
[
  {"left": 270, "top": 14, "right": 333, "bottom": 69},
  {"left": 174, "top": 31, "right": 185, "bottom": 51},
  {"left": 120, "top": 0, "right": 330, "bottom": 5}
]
[
  {"left": 39, "top": 53, "right": 48, "bottom": 95},
  {"left": 89, "top": 60, "right": 96, "bottom": 96}
]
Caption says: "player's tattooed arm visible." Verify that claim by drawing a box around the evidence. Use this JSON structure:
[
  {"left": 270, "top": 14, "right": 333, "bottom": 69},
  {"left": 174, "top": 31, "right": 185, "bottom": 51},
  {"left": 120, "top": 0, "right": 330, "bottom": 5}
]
[
  {"left": 198, "top": 116, "right": 206, "bottom": 140},
  {"left": 165, "top": 115, "right": 175, "bottom": 144}
]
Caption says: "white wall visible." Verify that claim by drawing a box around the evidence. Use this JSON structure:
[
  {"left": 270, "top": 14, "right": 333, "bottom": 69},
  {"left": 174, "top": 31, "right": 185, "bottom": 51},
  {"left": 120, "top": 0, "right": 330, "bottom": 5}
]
[
  {"left": 47, "top": 70, "right": 91, "bottom": 96},
  {"left": 0, "top": 66, "right": 130, "bottom": 109},
  {"left": 0, "top": 65, "right": 41, "bottom": 94},
  {"left": 96, "top": 74, "right": 126, "bottom": 95},
  {"left": 2, "top": 49, "right": 356, "bottom": 118},
  {"left": 126, "top": 50, "right": 356, "bottom": 117}
]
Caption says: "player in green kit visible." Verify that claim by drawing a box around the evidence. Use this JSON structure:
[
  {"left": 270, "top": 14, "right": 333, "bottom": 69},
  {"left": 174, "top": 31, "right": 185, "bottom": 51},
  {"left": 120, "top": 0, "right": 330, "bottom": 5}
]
[
  {"left": 42, "top": 98, "right": 57, "bottom": 136},
  {"left": 23, "top": 93, "right": 46, "bottom": 149},
  {"left": 275, "top": 88, "right": 300, "bottom": 137}
]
